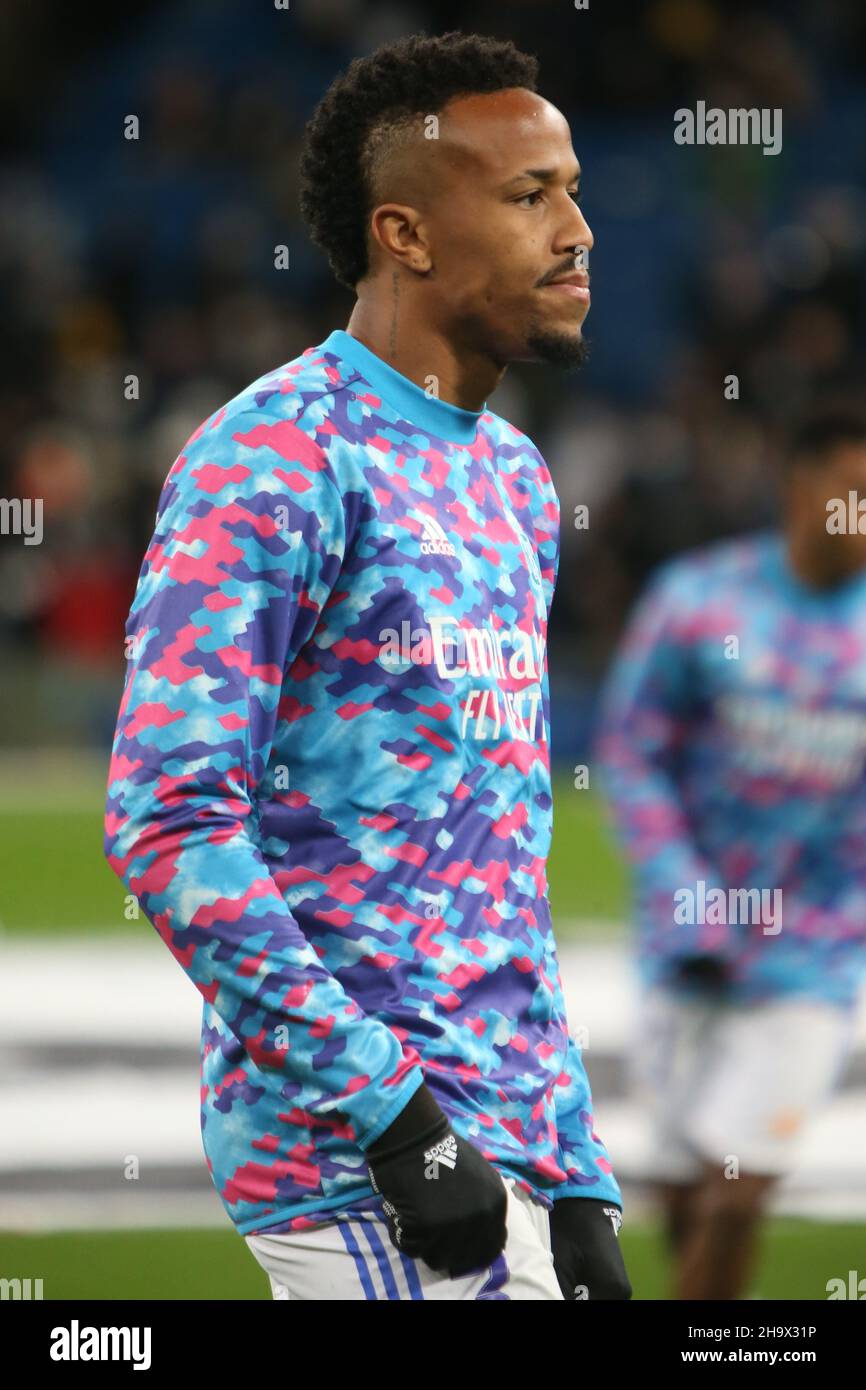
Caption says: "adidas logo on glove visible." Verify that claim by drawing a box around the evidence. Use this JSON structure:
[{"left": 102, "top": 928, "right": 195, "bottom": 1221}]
[
  {"left": 423, "top": 1133, "right": 458, "bottom": 1178},
  {"left": 602, "top": 1206, "right": 623, "bottom": 1237}
]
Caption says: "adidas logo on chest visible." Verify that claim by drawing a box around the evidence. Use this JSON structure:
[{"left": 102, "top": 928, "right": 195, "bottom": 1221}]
[{"left": 418, "top": 513, "right": 457, "bottom": 557}]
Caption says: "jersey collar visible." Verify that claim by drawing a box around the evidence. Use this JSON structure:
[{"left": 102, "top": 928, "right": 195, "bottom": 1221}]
[{"left": 319, "top": 328, "right": 486, "bottom": 445}]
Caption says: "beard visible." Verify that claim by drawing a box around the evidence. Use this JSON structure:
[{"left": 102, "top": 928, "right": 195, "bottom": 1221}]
[{"left": 524, "top": 325, "right": 591, "bottom": 370}]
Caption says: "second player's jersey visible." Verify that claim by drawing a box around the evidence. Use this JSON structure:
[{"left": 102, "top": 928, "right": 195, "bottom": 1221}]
[
  {"left": 596, "top": 532, "right": 866, "bottom": 1007},
  {"left": 105, "top": 328, "right": 621, "bottom": 1237}
]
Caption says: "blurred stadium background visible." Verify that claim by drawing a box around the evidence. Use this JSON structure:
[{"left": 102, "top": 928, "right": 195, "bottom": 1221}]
[{"left": 1, "top": 0, "right": 865, "bottom": 1298}]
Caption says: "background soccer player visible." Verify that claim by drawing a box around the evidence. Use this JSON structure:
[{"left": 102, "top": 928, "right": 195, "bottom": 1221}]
[
  {"left": 104, "top": 31, "right": 630, "bottom": 1301},
  {"left": 595, "top": 407, "right": 866, "bottom": 1300}
]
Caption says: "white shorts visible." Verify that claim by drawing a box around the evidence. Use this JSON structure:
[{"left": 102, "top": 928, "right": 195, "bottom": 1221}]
[
  {"left": 244, "top": 1176, "right": 564, "bottom": 1300},
  {"left": 629, "top": 986, "right": 857, "bottom": 1181}
]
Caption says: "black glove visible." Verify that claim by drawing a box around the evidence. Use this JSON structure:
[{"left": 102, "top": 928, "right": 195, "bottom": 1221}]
[
  {"left": 549, "top": 1197, "right": 632, "bottom": 1300},
  {"left": 365, "top": 1083, "right": 508, "bottom": 1278},
  {"left": 673, "top": 953, "right": 732, "bottom": 994}
]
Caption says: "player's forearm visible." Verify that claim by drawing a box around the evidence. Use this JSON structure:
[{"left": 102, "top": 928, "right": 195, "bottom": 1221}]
[
  {"left": 595, "top": 736, "right": 735, "bottom": 955},
  {"left": 549, "top": 1034, "right": 621, "bottom": 1201},
  {"left": 544, "top": 960, "right": 622, "bottom": 1202},
  {"left": 596, "top": 732, "right": 719, "bottom": 884},
  {"left": 104, "top": 775, "right": 424, "bottom": 1145}
]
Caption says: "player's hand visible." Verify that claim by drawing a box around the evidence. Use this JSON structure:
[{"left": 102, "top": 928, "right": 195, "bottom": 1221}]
[
  {"left": 549, "top": 1197, "right": 632, "bottom": 1300},
  {"left": 673, "top": 953, "right": 732, "bottom": 992},
  {"left": 365, "top": 1083, "right": 508, "bottom": 1278}
]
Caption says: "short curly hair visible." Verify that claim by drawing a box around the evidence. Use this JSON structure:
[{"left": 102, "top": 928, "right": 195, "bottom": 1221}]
[{"left": 298, "top": 30, "right": 539, "bottom": 291}]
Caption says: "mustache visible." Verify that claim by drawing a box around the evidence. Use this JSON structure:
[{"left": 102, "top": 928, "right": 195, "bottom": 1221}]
[{"left": 538, "top": 248, "right": 590, "bottom": 286}]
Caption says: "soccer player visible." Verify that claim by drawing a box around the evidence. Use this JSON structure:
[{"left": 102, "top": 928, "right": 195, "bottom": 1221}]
[
  {"left": 104, "top": 31, "right": 630, "bottom": 1301},
  {"left": 595, "top": 407, "right": 866, "bottom": 1300}
]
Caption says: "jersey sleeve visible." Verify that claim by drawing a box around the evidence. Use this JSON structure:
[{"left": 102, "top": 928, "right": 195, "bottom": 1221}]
[
  {"left": 548, "top": 956, "right": 622, "bottom": 1205},
  {"left": 522, "top": 436, "right": 560, "bottom": 621},
  {"left": 593, "top": 563, "right": 736, "bottom": 962},
  {"left": 104, "top": 405, "right": 424, "bottom": 1148},
  {"left": 531, "top": 449, "right": 621, "bottom": 1197},
  {"left": 536, "top": 464, "right": 561, "bottom": 621}
]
